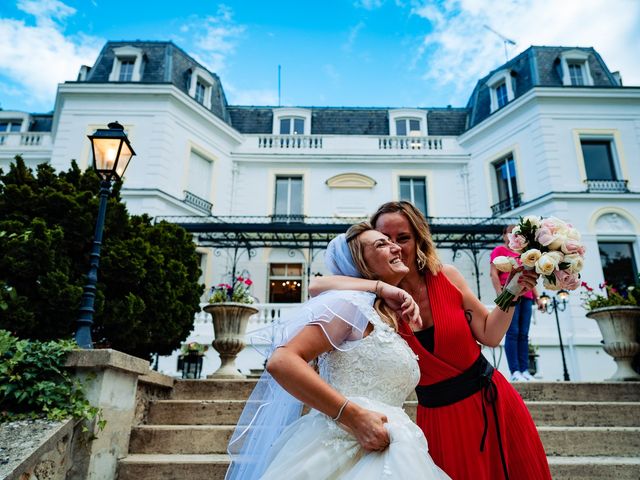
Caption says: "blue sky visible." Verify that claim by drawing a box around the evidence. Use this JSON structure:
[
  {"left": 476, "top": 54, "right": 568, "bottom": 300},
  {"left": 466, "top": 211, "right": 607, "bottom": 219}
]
[{"left": 1, "top": 0, "right": 639, "bottom": 113}]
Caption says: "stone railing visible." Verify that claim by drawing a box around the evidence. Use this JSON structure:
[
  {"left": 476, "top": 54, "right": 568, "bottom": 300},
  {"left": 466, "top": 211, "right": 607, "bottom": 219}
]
[
  {"left": 378, "top": 136, "right": 443, "bottom": 150},
  {"left": 196, "top": 302, "right": 298, "bottom": 332},
  {"left": 584, "top": 179, "right": 629, "bottom": 193},
  {"left": 258, "top": 135, "right": 323, "bottom": 149},
  {"left": 0, "top": 132, "right": 51, "bottom": 148}
]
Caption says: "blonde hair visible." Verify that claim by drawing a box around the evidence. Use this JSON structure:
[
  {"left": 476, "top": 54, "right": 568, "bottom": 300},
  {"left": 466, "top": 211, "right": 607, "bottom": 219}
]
[
  {"left": 345, "top": 222, "right": 398, "bottom": 331},
  {"left": 370, "top": 201, "right": 441, "bottom": 275}
]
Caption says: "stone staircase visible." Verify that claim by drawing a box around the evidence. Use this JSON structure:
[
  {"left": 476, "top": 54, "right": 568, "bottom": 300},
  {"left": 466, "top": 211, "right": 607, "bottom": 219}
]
[{"left": 118, "top": 380, "right": 640, "bottom": 480}]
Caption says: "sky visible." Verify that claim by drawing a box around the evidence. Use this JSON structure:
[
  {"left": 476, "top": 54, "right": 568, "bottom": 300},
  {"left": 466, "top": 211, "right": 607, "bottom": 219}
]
[{"left": 0, "top": 0, "right": 639, "bottom": 113}]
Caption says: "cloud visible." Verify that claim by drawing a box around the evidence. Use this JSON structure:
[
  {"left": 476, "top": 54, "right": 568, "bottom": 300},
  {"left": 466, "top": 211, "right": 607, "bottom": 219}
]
[
  {"left": 411, "top": 0, "right": 640, "bottom": 103},
  {"left": 343, "top": 21, "right": 365, "bottom": 52},
  {"left": 354, "top": 0, "right": 385, "bottom": 9},
  {"left": 224, "top": 83, "right": 278, "bottom": 106},
  {"left": 0, "top": 0, "right": 102, "bottom": 110},
  {"left": 176, "top": 4, "right": 245, "bottom": 73}
]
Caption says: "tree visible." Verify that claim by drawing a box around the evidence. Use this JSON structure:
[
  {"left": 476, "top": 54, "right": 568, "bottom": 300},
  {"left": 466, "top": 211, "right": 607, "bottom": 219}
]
[{"left": 0, "top": 156, "right": 203, "bottom": 359}]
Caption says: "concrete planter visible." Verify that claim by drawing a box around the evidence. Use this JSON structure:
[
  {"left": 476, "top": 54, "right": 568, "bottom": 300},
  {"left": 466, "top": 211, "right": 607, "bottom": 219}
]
[
  {"left": 203, "top": 302, "right": 259, "bottom": 378},
  {"left": 586, "top": 306, "right": 640, "bottom": 381}
]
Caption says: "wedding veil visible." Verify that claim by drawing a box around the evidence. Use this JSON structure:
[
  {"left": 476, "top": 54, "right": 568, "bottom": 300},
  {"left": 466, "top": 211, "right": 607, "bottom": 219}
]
[{"left": 225, "top": 234, "right": 376, "bottom": 480}]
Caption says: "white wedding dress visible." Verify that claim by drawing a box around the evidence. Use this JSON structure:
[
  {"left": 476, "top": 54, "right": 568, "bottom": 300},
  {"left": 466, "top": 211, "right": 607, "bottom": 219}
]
[{"left": 259, "top": 300, "right": 451, "bottom": 480}]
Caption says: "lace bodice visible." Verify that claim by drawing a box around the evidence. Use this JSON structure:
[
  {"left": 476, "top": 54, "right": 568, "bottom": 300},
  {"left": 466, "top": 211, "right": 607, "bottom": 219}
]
[{"left": 321, "top": 300, "right": 420, "bottom": 408}]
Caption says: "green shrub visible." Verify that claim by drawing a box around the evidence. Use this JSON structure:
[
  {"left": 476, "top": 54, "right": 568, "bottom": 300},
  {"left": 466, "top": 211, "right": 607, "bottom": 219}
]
[{"left": 0, "top": 330, "right": 102, "bottom": 428}]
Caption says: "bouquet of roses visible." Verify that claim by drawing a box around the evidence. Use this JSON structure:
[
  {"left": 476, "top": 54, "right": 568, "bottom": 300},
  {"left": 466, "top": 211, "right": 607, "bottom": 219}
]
[{"left": 492, "top": 216, "right": 585, "bottom": 311}]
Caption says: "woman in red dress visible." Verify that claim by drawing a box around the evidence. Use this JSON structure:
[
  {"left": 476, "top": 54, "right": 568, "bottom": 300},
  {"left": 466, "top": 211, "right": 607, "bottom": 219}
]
[{"left": 310, "top": 201, "right": 551, "bottom": 480}]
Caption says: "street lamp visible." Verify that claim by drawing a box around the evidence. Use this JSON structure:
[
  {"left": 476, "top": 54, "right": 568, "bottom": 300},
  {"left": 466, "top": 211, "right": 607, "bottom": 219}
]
[
  {"left": 539, "top": 289, "right": 571, "bottom": 381},
  {"left": 75, "top": 122, "right": 135, "bottom": 348}
]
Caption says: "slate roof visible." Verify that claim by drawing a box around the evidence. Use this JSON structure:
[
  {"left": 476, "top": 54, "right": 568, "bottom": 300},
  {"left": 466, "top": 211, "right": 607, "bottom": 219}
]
[
  {"left": 76, "top": 41, "right": 231, "bottom": 123},
  {"left": 227, "top": 106, "right": 469, "bottom": 136},
  {"left": 466, "top": 46, "right": 621, "bottom": 128}
]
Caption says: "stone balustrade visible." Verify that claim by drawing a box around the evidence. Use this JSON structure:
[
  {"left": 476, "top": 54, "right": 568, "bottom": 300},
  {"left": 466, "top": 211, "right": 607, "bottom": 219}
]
[{"left": 0, "top": 132, "right": 52, "bottom": 148}]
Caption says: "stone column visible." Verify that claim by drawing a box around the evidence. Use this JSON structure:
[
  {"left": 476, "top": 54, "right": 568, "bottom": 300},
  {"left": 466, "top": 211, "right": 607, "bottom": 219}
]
[{"left": 65, "top": 349, "right": 149, "bottom": 480}]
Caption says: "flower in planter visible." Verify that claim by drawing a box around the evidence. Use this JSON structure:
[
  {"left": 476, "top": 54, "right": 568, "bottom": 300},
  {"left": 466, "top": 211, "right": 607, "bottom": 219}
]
[
  {"left": 208, "top": 274, "right": 255, "bottom": 304},
  {"left": 581, "top": 276, "right": 639, "bottom": 310},
  {"left": 181, "top": 342, "right": 209, "bottom": 356}
]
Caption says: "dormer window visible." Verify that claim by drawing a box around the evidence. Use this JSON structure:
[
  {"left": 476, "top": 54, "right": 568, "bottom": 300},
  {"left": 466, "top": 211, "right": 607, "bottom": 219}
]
[
  {"left": 280, "top": 117, "right": 305, "bottom": 135},
  {"left": 388, "top": 110, "right": 427, "bottom": 136},
  {"left": 188, "top": 67, "right": 214, "bottom": 107},
  {"left": 272, "top": 108, "right": 311, "bottom": 135},
  {"left": 487, "top": 69, "right": 515, "bottom": 113},
  {"left": 118, "top": 59, "right": 135, "bottom": 81},
  {"left": 559, "top": 50, "right": 593, "bottom": 86},
  {"left": 108, "top": 46, "right": 144, "bottom": 82}
]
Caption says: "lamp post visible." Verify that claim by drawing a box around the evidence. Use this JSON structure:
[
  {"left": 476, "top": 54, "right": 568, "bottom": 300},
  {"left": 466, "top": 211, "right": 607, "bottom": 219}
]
[
  {"left": 539, "top": 289, "right": 571, "bottom": 381},
  {"left": 75, "top": 122, "right": 135, "bottom": 349}
]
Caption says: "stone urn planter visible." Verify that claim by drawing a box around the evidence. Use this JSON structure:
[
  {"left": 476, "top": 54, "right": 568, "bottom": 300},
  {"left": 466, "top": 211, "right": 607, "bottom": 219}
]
[
  {"left": 586, "top": 306, "right": 640, "bottom": 381},
  {"left": 203, "top": 302, "right": 259, "bottom": 378}
]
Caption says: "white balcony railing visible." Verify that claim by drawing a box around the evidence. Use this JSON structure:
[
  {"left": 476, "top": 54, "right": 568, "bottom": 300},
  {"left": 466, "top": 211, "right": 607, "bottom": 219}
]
[
  {"left": 195, "top": 302, "right": 299, "bottom": 332},
  {"left": 378, "top": 136, "right": 443, "bottom": 150},
  {"left": 258, "top": 135, "right": 323, "bottom": 149},
  {"left": 0, "top": 132, "right": 52, "bottom": 148}
]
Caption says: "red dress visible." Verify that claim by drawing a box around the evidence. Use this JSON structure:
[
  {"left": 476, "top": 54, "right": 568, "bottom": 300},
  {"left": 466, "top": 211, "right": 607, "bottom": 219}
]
[{"left": 398, "top": 272, "right": 551, "bottom": 480}]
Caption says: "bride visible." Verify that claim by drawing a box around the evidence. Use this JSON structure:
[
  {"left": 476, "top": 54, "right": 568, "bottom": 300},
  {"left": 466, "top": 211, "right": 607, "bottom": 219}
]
[{"left": 225, "top": 222, "right": 450, "bottom": 480}]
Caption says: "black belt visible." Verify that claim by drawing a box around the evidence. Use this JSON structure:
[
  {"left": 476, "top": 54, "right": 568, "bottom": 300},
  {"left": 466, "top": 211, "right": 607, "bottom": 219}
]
[{"left": 415, "top": 354, "right": 509, "bottom": 480}]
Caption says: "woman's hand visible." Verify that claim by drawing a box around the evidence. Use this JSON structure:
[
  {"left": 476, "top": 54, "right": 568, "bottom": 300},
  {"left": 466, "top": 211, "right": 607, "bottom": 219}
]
[
  {"left": 514, "top": 267, "right": 539, "bottom": 297},
  {"left": 377, "top": 282, "right": 422, "bottom": 329},
  {"left": 339, "top": 403, "right": 390, "bottom": 451}
]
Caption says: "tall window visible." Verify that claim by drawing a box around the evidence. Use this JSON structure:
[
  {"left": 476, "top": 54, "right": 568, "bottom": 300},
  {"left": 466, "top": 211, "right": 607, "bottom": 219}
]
[
  {"left": 0, "top": 121, "right": 21, "bottom": 132},
  {"left": 495, "top": 82, "right": 508, "bottom": 108},
  {"left": 119, "top": 59, "right": 135, "bottom": 81},
  {"left": 269, "top": 263, "right": 303, "bottom": 303},
  {"left": 568, "top": 62, "right": 585, "bottom": 86},
  {"left": 395, "top": 118, "right": 421, "bottom": 136},
  {"left": 280, "top": 117, "right": 305, "bottom": 135},
  {"left": 399, "top": 177, "right": 427, "bottom": 215},
  {"left": 492, "top": 155, "right": 520, "bottom": 214},
  {"left": 274, "top": 176, "right": 303, "bottom": 220},
  {"left": 195, "top": 81, "right": 206, "bottom": 104},
  {"left": 187, "top": 150, "right": 213, "bottom": 200},
  {"left": 581, "top": 140, "right": 617, "bottom": 180},
  {"left": 598, "top": 242, "right": 638, "bottom": 290}
]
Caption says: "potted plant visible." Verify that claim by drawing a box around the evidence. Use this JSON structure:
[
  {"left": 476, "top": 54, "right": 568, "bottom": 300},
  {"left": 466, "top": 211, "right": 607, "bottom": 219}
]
[
  {"left": 203, "top": 275, "right": 258, "bottom": 378},
  {"left": 582, "top": 277, "right": 640, "bottom": 381},
  {"left": 178, "top": 342, "right": 208, "bottom": 379}
]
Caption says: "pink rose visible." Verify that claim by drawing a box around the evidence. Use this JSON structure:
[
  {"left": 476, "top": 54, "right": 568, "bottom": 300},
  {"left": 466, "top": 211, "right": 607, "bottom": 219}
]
[
  {"left": 508, "top": 233, "right": 528, "bottom": 251},
  {"left": 561, "top": 238, "right": 583, "bottom": 254},
  {"left": 535, "top": 227, "right": 556, "bottom": 246},
  {"left": 555, "top": 270, "right": 580, "bottom": 290}
]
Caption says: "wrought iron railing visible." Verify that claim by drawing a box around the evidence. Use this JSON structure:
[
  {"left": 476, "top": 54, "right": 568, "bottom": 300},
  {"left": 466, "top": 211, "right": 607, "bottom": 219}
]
[
  {"left": 183, "top": 190, "right": 213, "bottom": 214},
  {"left": 584, "top": 179, "right": 629, "bottom": 193},
  {"left": 270, "top": 214, "right": 306, "bottom": 223},
  {"left": 490, "top": 193, "right": 522, "bottom": 216}
]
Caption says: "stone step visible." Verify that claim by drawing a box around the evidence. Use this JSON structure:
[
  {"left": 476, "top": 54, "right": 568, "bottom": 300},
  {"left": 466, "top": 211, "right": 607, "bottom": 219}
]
[
  {"left": 118, "top": 454, "right": 228, "bottom": 480},
  {"left": 128, "top": 426, "right": 234, "bottom": 455},
  {"left": 148, "top": 399, "right": 640, "bottom": 427},
  {"left": 171, "top": 379, "right": 640, "bottom": 402},
  {"left": 547, "top": 456, "right": 640, "bottom": 480},
  {"left": 129, "top": 424, "right": 640, "bottom": 457},
  {"left": 539, "top": 427, "right": 640, "bottom": 457},
  {"left": 118, "top": 454, "right": 640, "bottom": 480}
]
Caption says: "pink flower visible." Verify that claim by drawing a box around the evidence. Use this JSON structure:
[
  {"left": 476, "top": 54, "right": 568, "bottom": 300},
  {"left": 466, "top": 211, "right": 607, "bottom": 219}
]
[
  {"left": 555, "top": 270, "right": 580, "bottom": 290},
  {"left": 237, "top": 276, "right": 244, "bottom": 282},
  {"left": 508, "top": 233, "right": 528, "bottom": 251},
  {"left": 535, "top": 227, "right": 556, "bottom": 247},
  {"left": 561, "top": 238, "right": 583, "bottom": 254},
  {"left": 244, "top": 279, "right": 253, "bottom": 286}
]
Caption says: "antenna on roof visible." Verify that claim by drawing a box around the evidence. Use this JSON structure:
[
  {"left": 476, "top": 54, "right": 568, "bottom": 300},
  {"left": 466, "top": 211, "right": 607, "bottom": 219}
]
[
  {"left": 278, "top": 65, "right": 282, "bottom": 107},
  {"left": 483, "top": 24, "right": 516, "bottom": 62}
]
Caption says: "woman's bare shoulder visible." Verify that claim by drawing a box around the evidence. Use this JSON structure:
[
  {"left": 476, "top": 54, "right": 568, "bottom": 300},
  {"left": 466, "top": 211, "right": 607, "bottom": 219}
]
[{"left": 440, "top": 264, "right": 468, "bottom": 292}]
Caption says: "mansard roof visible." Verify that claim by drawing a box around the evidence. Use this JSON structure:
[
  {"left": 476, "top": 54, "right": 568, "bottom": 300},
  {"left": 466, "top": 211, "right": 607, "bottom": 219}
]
[
  {"left": 226, "top": 106, "right": 468, "bottom": 136},
  {"left": 77, "top": 41, "right": 231, "bottom": 123},
  {"left": 466, "top": 46, "right": 621, "bottom": 128}
]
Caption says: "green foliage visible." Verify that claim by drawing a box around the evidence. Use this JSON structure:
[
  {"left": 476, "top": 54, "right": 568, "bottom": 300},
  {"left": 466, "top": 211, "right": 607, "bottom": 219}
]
[
  {"left": 0, "top": 156, "right": 204, "bottom": 359},
  {"left": 0, "top": 330, "right": 101, "bottom": 426}
]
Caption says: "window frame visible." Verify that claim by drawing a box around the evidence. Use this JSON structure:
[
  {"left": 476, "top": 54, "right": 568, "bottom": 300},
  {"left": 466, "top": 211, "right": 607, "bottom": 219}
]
[
  {"left": 268, "top": 263, "right": 304, "bottom": 303},
  {"left": 487, "top": 69, "right": 515, "bottom": 113},
  {"left": 279, "top": 116, "right": 306, "bottom": 135},
  {"left": 388, "top": 109, "right": 427, "bottom": 136},
  {"left": 273, "top": 175, "right": 304, "bottom": 219},
  {"left": 398, "top": 176, "right": 428, "bottom": 216},
  {"left": 574, "top": 130, "right": 628, "bottom": 185},
  {"left": 108, "top": 46, "right": 144, "bottom": 82},
  {"left": 597, "top": 240, "right": 639, "bottom": 290},
  {"left": 559, "top": 50, "right": 594, "bottom": 86},
  {"left": 188, "top": 67, "right": 214, "bottom": 108},
  {"left": 272, "top": 108, "right": 311, "bottom": 135}
]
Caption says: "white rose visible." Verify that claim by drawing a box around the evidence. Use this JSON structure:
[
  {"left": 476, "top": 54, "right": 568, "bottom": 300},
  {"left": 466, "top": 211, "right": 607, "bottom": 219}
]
[
  {"left": 523, "top": 215, "right": 542, "bottom": 228},
  {"left": 563, "top": 253, "right": 584, "bottom": 274},
  {"left": 520, "top": 249, "right": 542, "bottom": 268},
  {"left": 535, "top": 253, "right": 559, "bottom": 276},
  {"left": 566, "top": 227, "right": 581, "bottom": 241},
  {"left": 548, "top": 234, "right": 565, "bottom": 251},
  {"left": 546, "top": 250, "right": 564, "bottom": 263},
  {"left": 493, "top": 256, "right": 516, "bottom": 273}
]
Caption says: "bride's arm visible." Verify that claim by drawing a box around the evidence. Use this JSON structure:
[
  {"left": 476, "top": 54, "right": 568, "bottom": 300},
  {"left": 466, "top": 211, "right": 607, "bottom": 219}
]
[
  {"left": 308, "top": 276, "right": 421, "bottom": 327},
  {"left": 267, "top": 324, "right": 390, "bottom": 451}
]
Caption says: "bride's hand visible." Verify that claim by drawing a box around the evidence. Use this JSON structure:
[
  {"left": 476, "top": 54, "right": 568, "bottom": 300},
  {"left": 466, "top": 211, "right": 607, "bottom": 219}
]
[
  {"left": 339, "top": 404, "right": 390, "bottom": 451},
  {"left": 377, "top": 283, "right": 423, "bottom": 329}
]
